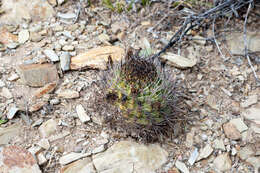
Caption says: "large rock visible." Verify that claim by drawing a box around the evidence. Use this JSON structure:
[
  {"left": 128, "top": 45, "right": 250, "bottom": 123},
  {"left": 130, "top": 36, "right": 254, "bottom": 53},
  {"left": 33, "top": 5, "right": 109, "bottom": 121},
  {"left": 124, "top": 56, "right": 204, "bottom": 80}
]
[
  {"left": 92, "top": 141, "right": 168, "bottom": 173},
  {"left": 0, "top": 145, "right": 42, "bottom": 173},
  {"left": 226, "top": 32, "right": 260, "bottom": 55},
  {"left": 17, "top": 63, "right": 59, "bottom": 87},
  {"left": 0, "top": 0, "right": 54, "bottom": 25}
]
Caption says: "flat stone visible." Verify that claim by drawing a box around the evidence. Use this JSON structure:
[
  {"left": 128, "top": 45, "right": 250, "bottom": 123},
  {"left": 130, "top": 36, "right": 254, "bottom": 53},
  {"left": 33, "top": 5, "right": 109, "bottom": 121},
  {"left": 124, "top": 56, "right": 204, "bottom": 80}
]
[
  {"left": 7, "top": 106, "right": 19, "bottom": 119},
  {"left": 230, "top": 118, "right": 248, "bottom": 133},
  {"left": 92, "top": 145, "right": 105, "bottom": 154},
  {"left": 0, "top": 123, "right": 21, "bottom": 145},
  {"left": 1, "top": 87, "right": 13, "bottom": 99},
  {"left": 29, "top": 101, "right": 47, "bottom": 112},
  {"left": 175, "top": 160, "right": 189, "bottom": 173},
  {"left": 60, "top": 52, "right": 71, "bottom": 71},
  {"left": 37, "top": 138, "right": 50, "bottom": 150},
  {"left": 59, "top": 152, "right": 91, "bottom": 165},
  {"left": 57, "top": 89, "right": 79, "bottom": 99},
  {"left": 238, "top": 145, "right": 255, "bottom": 160},
  {"left": 242, "top": 105, "right": 260, "bottom": 125},
  {"left": 60, "top": 157, "right": 95, "bottom": 173},
  {"left": 62, "top": 45, "right": 75, "bottom": 51},
  {"left": 7, "top": 73, "right": 19, "bottom": 81},
  {"left": 18, "top": 29, "right": 30, "bottom": 44},
  {"left": 6, "top": 42, "right": 19, "bottom": 49},
  {"left": 57, "top": 12, "right": 76, "bottom": 19},
  {"left": 227, "top": 32, "right": 260, "bottom": 55},
  {"left": 213, "top": 153, "right": 232, "bottom": 172},
  {"left": 161, "top": 53, "right": 196, "bottom": 69},
  {"left": 223, "top": 122, "right": 242, "bottom": 140},
  {"left": 213, "top": 139, "right": 225, "bottom": 151},
  {"left": 44, "top": 49, "right": 59, "bottom": 62},
  {"left": 188, "top": 148, "right": 199, "bottom": 165},
  {"left": 92, "top": 141, "right": 168, "bottom": 173},
  {"left": 33, "top": 82, "right": 57, "bottom": 99},
  {"left": 0, "top": 145, "right": 41, "bottom": 173},
  {"left": 0, "top": 0, "right": 54, "bottom": 25},
  {"left": 197, "top": 144, "right": 213, "bottom": 161},
  {"left": 70, "top": 46, "right": 124, "bottom": 70},
  {"left": 76, "top": 104, "right": 90, "bottom": 123},
  {"left": 38, "top": 119, "right": 57, "bottom": 138},
  {"left": 17, "top": 63, "right": 59, "bottom": 87},
  {"left": 241, "top": 95, "right": 258, "bottom": 108}
]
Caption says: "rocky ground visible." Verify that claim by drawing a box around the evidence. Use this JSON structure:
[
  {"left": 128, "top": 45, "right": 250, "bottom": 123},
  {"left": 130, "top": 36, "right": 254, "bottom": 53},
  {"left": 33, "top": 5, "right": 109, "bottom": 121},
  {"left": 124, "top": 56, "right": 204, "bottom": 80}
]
[{"left": 0, "top": 0, "right": 260, "bottom": 173}]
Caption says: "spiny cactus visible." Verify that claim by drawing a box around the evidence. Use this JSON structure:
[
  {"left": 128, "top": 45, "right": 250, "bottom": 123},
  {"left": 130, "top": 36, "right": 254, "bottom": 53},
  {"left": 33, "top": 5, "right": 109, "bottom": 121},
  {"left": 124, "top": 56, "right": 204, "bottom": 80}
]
[{"left": 105, "top": 49, "right": 187, "bottom": 142}]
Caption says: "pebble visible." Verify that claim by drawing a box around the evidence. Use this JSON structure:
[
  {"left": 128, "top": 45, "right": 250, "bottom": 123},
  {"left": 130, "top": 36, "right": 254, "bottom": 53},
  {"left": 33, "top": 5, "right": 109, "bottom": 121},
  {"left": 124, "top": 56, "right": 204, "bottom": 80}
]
[
  {"left": 38, "top": 119, "right": 58, "bottom": 138},
  {"left": 213, "top": 139, "right": 225, "bottom": 151},
  {"left": 193, "top": 35, "right": 206, "bottom": 45},
  {"left": 175, "top": 160, "right": 189, "bottom": 173},
  {"left": 7, "top": 106, "right": 19, "bottom": 119},
  {"left": 43, "top": 49, "right": 59, "bottom": 62},
  {"left": 161, "top": 53, "right": 197, "bottom": 69},
  {"left": 18, "top": 29, "right": 30, "bottom": 44},
  {"left": 213, "top": 153, "right": 232, "bottom": 172},
  {"left": 50, "top": 98, "right": 60, "bottom": 105},
  {"left": 60, "top": 52, "right": 71, "bottom": 71},
  {"left": 197, "top": 144, "right": 213, "bottom": 161},
  {"left": 223, "top": 122, "right": 241, "bottom": 140},
  {"left": 246, "top": 157, "right": 260, "bottom": 172},
  {"left": 76, "top": 104, "right": 90, "bottom": 123},
  {"left": 6, "top": 42, "right": 19, "bottom": 49},
  {"left": 62, "top": 45, "right": 75, "bottom": 51}
]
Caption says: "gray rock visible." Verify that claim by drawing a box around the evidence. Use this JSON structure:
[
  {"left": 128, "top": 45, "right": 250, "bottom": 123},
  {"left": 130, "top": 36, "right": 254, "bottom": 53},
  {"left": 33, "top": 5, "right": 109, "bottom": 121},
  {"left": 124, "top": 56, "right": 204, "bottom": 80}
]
[
  {"left": 213, "top": 153, "right": 232, "bottom": 172},
  {"left": 76, "top": 104, "right": 90, "bottom": 123},
  {"left": 188, "top": 148, "right": 199, "bottom": 165},
  {"left": 7, "top": 73, "right": 19, "bottom": 81},
  {"left": 38, "top": 119, "right": 57, "bottom": 138},
  {"left": 213, "top": 139, "right": 225, "bottom": 151},
  {"left": 175, "top": 160, "right": 189, "bottom": 173},
  {"left": 57, "top": 12, "right": 76, "bottom": 19},
  {"left": 7, "top": 106, "right": 19, "bottom": 119},
  {"left": 60, "top": 52, "right": 71, "bottom": 71},
  {"left": 0, "top": 123, "right": 21, "bottom": 145},
  {"left": 92, "top": 141, "right": 168, "bottom": 173},
  {"left": 18, "top": 29, "right": 30, "bottom": 44},
  {"left": 238, "top": 145, "right": 255, "bottom": 160},
  {"left": 0, "top": 80, "right": 5, "bottom": 87},
  {"left": 43, "top": 49, "right": 59, "bottom": 62},
  {"left": 6, "top": 42, "right": 19, "bottom": 49}
]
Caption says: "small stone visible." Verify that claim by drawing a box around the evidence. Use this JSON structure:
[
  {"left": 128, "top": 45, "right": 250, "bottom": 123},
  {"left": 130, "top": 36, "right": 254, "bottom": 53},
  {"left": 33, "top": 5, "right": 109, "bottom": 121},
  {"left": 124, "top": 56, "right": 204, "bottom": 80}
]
[
  {"left": 6, "top": 42, "right": 19, "bottom": 49},
  {"left": 0, "top": 80, "right": 5, "bottom": 87},
  {"left": 57, "top": 0, "right": 65, "bottom": 5},
  {"left": 50, "top": 98, "right": 60, "bottom": 105},
  {"left": 39, "top": 119, "right": 57, "bottom": 138},
  {"left": 30, "top": 32, "right": 43, "bottom": 42},
  {"left": 32, "top": 118, "right": 44, "bottom": 127},
  {"left": 33, "top": 82, "right": 57, "bottom": 99},
  {"left": 193, "top": 35, "right": 206, "bottom": 45},
  {"left": 48, "top": 0, "right": 57, "bottom": 6},
  {"left": 251, "top": 124, "right": 260, "bottom": 134},
  {"left": 230, "top": 118, "right": 248, "bottom": 133},
  {"left": 175, "top": 160, "right": 189, "bottom": 173},
  {"left": 213, "top": 139, "right": 225, "bottom": 151},
  {"left": 223, "top": 122, "right": 242, "bottom": 140},
  {"left": 60, "top": 157, "right": 95, "bottom": 173},
  {"left": 161, "top": 53, "right": 196, "bottom": 69},
  {"left": 92, "top": 145, "right": 105, "bottom": 154},
  {"left": 43, "top": 49, "right": 59, "bottom": 62},
  {"left": 76, "top": 104, "right": 90, "bottom": 123},
  {"left": 0, "top": 27, "right": 18, "bottom": 44},
  {"left": 241, "top": 95, "right": 258, "bottom": 108},
  {"left": 59, "top": 152, "right": 91, "bottom": 165},
  {"left": 57, "top": 12, "right": 76, "bottom": 19},
  {"left": 37, "top": 138, "right": 50, "bottom": 150},
  {"left": 18, "top": 29, "right": 30, "bottom": 44},
  {"left": 98, "top": 33, "right": 110, "bottom": 43},
  {"left": 246, "top": 157, "right": 260, "bottom": 171},
  {"left": 238, "top": 145, "right": 254, "bottom": 160},
  {"left": 213, "top": 153, "right": 232, "bottom": 172},
  {"left": 62, "top": 31, "right": 74, "bottom": 39},
  {"left": 37, "top": 152, "right": 47, "bottom": 165},
  {"left": 0, "top": 146, "right": 41, "bottom": 173},
  {"left": 242, "top": 106, "right": 260, "bottom": 125},
  {"left": 7, "top": 106, "right": 19, "bottom": 119},
  {"left": 60, "top": 52, "right": 71, "bottom": 71},
  {"left": 57, "top": 89, "right": 79, "bottom": 99},
  {"left": 0, "top": 123, "right": 21, "bottom": 145},
  {"left": 28, "top": 146, "right": 43, "bottom": 155},
  {"left": 7, "top": 73, "right": 19, "bottom": 81},
  {"left": 62, "top": 45, "right": 74, "bottom": 51},
  {"left": 188, "top": 148, "right": 199, "bottom": 165},
  {"left": 197, "top": 144, "right": 213, "bottom": 161},
  {"left": 17, "top": 63, "right": 59, "bottom": 87},
  {"left": 231, "top": 147, "right": 237, "bottom": 156},
  {"left": 29, "top": 101, "right": 47, "bottom": 112},
  {"left": 1, "top": 87, "right": 13, "bottom": 99},
  {"left": 54, "top": 43, "right": 62, "bottom": 51}
]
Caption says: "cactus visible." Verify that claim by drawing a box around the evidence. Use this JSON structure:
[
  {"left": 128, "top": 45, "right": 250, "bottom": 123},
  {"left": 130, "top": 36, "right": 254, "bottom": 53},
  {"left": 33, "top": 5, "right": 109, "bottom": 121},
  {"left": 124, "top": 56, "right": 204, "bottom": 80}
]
[{"left": 105, "top": 49, "right": 187, "bottom": 142}]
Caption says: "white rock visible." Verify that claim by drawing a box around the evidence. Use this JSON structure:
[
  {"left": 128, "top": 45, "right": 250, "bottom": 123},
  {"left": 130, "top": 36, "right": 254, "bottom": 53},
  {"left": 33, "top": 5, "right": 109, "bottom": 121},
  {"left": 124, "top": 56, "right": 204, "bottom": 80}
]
[
  {"left": 188, "top": 148, "right": 199, "bottom": 165},
  {"left": 175, "top": 160, "right": 189, "bottom": 173},
  {"left": 7, "top": 106, "right": 19, "bottom": 119},
  {"left": 0, "top": 80, "right": 5, "bottom": 87},
  {"left": 57, "top": 12, "right": 76, "bottom": 19},
  {"left": 0, "top": 123, "right": 21, "bottom": 145},
  {"left": 43, "top": 49, "right": 59, "bottom": 62},
  {"left": 57, "top": 89, "right": 79, "bottom": 99},
  {"left": 213, "top": 139, "right": 225, "bottom": 151},
  {"left": 246, "top": 157, "right": 260, "bottom": 172},
  {"left": 241, "top": 95, "right": 258, "bottom": 108},
  {"left": 18, "top": 29, "right": 30, "bottom": 44},
  {"left": 230, "top": 118, "right": 248, "bottom": 132},
  {"left": 59, "top": 152, "right": 91, "bottom": 165},
  {"left": 161, "top": 53, "right": 196, "bottom": 69},
  {"left": 242, "top": 106, "right": 260, "bottom": 125},
  {"left": 238, "top": 145, "right": 254, "bottom": 160},
  {"left": 38, "top": 119, "right": 57, "bottom": 138},
  {"left": 37, "top": 152, "right": 47, "bottom": 165},
  {"left": 62, "top": 45, "right": 74, "bottom": 51},
  {"left": 37, "top": 138, "right": 50, "bottom": 150},
  {"left": 197, "top": 144, "right": 213, "bottom": 161},
  {"left": 60, "top": 52, "right": 71, "bottom": 71},
  {"left": 1, "top": 87, "right": 13, "bottom": 99},
  {"left": 92, "top": 141, "right": 168, "bottom": 173},
  {"left": 7, "top": 73, "right": 19, "bottom": 81},
  {"left": 213, "top": 153, "right": 232, "bottom": 172},
  {"left": 76, "top": 104, "right": 90, "bottom": 123}
]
